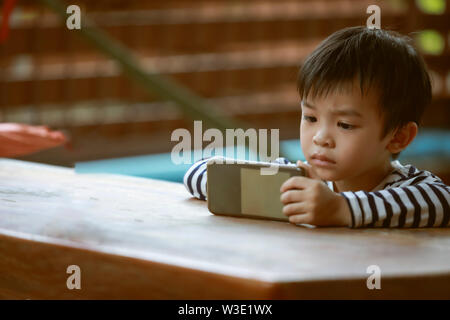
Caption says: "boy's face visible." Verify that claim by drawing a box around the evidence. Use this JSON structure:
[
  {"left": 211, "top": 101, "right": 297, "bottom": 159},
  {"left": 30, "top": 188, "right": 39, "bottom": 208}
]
[{"left": 300, "top": 84, "right": 393, "bottom": 182}]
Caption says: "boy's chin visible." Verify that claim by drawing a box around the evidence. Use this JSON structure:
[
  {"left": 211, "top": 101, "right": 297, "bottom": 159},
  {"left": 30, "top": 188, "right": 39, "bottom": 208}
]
[{"left": 313, "top": 167, "right": 342, "bottom": 181}]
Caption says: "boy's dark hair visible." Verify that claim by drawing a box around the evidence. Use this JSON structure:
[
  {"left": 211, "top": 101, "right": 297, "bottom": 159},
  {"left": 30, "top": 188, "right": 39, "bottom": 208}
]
[{"left": 297, "top": 26, "right": 432, "bottom": 160}]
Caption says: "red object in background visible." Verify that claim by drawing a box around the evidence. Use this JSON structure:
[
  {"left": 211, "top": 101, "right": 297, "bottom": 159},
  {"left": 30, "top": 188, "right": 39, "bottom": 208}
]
[
  {"left": 0, "top": 0, "right": 18, "bottom": 44},
  {"left": 0, "top": 123, "right": 68, "bottom": 157}
]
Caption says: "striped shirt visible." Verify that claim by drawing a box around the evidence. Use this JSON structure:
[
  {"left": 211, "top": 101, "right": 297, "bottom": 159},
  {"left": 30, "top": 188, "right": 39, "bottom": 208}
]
[{"left": 183, "top": 156, "right": 450, "bottom": 228}]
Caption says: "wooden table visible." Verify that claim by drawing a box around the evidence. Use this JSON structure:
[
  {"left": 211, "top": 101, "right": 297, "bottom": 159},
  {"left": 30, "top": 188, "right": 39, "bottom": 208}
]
[{"left": 0, "top": 159, "right": 449, "bottom": 299}]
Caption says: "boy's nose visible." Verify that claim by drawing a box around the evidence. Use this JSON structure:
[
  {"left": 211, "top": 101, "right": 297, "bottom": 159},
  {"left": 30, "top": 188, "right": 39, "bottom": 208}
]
[{"left": 313, "top": 130, "right": 334, "bottom": 147}]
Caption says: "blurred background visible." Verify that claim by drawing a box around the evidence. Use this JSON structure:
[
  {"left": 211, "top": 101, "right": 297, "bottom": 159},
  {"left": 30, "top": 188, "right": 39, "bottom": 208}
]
[{"left": 0, "top": 0, "right": 449, "bottom": 183}]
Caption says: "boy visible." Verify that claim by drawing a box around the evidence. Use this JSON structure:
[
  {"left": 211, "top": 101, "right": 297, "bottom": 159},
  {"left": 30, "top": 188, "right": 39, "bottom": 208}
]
[{"left": 183, "top": 26, "right": 450, "bottom": 228}]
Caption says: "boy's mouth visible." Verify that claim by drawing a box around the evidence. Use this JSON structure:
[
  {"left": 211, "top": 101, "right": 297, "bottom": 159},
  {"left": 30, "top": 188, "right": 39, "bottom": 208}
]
[{"left": 310, "top": 153, "right": 336, "bottom": 167}]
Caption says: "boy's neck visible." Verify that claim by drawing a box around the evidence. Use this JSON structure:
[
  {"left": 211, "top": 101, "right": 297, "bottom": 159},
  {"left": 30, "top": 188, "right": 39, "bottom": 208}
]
[{"left": 333, "top": 160, "right": 394, "bottom": 193}]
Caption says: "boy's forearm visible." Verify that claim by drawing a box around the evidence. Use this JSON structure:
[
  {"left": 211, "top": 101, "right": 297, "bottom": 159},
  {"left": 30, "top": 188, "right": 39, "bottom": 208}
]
[
  {"left": 330, "top": 194, "right": 352, "bottom": 227},
  {"left": 340, "top": 184, "right": 450, "bottom": 228}
]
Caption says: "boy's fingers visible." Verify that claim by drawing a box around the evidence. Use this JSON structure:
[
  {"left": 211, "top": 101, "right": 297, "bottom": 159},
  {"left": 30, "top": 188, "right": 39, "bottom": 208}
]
[
  {"left": 288, "top": 213, "right": 312, "bottom": 225},
  {"left": 280, "top": 176, "right": 310, "bottom": 193},
  {"left": 282, "top": 202, "right": 307, "bottom": 217},
  {"left": 297, "top": 159, "right": 311, "bottom": 170},
  {"left": 297, "top": 159, "right": 321, "bottom": 179},
  {"left": 280, "top": 189, "right": 305, "bottom": 204},
  {"left": 296, "top": 160, "right": 311, "bottom": 176}
]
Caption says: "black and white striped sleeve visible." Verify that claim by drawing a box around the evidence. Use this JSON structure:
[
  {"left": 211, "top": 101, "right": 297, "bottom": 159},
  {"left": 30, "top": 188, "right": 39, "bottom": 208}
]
[
  {"left": 183, "top": 157, "right": 213, "bottom": 200},
  {"left": 183, "top": 156, "right": 293, "bottom": 200},
  {"left": 340, "top": 176, "right": 450, "bottom": 228}
]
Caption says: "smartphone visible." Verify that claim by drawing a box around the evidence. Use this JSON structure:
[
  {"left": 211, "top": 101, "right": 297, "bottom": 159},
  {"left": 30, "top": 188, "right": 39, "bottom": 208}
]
[{"left": 206, "top": 159, "right": 306, "bottom": 222}]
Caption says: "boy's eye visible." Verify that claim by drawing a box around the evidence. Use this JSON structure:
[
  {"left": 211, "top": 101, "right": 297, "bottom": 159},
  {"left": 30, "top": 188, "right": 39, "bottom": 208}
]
[
  {"left": 302, "top": 115, "right": 317, "bottom": 122},
  {"left": 338, "top": 122, "right": 355, "bottom": 130},
  {"left": 302, "top": 115, "right": 355, "bottom": 129}
]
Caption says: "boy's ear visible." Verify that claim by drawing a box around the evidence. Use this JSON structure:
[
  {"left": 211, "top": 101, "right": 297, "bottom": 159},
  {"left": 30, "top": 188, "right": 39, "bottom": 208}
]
[{"left": 386, "top": 122, "right": 418, "bottom": 154}]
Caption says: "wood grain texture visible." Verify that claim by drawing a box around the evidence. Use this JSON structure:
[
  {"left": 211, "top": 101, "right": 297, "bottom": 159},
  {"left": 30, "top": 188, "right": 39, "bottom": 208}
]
[{"left": 0, "top": 159, "right": 449, "bottom": 299}]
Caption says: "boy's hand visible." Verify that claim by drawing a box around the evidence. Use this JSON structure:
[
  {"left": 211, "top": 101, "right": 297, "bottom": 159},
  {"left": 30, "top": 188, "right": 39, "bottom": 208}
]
[
  {"left": 295, "top": 159, "right": 321, "bottom": 179},
  {"left": 280, "top": 176, "right": 351, "bottom": 227}
]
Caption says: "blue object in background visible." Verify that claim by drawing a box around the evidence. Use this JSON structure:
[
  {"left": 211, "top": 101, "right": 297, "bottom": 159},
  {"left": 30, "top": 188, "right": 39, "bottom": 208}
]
[
  {"left": 398, "top": 129, "right": 450, "bottom": 160},
  {"left": 76, "top": 152, "right": 192, "bottom": 182},
  {"left": 75, "top": 129, "right": 450, "bottom": 183},
  {"left": 75, "top": 145, "right": 259, "bottom": 182}
]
